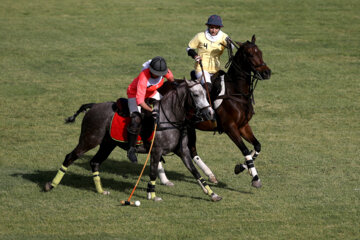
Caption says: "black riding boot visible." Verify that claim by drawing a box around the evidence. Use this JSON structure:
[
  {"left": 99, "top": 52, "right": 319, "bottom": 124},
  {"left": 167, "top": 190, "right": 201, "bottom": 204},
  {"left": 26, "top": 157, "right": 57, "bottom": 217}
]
[
  {"left": 127, "top": 131, "right": 138, "bottom": 163},
  {"left": 190, "top": 70, "right": 197, "bottom": 80},
  {"left": 127, "top": 112, "right": 142, "bottom": 163}
]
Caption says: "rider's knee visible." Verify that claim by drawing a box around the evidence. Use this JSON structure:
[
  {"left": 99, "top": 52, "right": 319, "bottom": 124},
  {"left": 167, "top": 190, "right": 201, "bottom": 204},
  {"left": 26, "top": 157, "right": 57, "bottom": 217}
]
[{"left": 128, "top": 112, "right": 142, "bottom": 133}]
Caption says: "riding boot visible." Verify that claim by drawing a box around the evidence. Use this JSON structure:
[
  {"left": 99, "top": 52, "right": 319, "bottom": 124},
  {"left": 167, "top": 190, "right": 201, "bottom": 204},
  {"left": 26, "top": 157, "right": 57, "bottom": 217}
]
[
  {"left": 190, "top": 70, "right": 197, "bottom": 80},
  {"left": 127, "top": 131, "right": 138, "bottom": 163}
]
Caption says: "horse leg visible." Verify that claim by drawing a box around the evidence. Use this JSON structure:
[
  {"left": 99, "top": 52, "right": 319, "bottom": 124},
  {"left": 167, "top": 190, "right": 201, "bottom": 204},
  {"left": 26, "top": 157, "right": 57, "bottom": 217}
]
[
  {"left": 177, "top": 136, "right": 222, "bottom": 202},
  {"left": 225, "top": 124, "right": 262, "bottom": 188},
  {"left": 240, "top": 123, "right": 261, "bottom": 161},
  {"left": 234, "top": 123, "right": 262, "bottom": 175},
  {"left": 90, "top": 138, "right": 116, "bottom": 195},
  {"left": 157, "top": 159, "right": 174, "bottom": 186},
  {"left": 147, "top": 149, "right": 163, "bottom": 202},
  {"left": 44, "top": 139, "right": 99, "bottom": 192},
  {"left": 187, "top": 126, "right": 218, "bottom": 184}
]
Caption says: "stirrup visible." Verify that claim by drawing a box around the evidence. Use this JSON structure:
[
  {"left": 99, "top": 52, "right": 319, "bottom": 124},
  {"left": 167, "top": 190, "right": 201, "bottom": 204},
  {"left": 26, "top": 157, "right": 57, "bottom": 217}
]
[{"left": 127, "top": 147, "right": 138, "bottom": 163}]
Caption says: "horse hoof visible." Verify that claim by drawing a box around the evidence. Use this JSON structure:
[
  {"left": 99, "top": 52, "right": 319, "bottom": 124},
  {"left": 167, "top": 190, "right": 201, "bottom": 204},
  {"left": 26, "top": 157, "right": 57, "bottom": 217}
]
[
  {"left": 101, "top": 191, "right": 110, "bottom": 195},
  {"left": 211, "top": 193, "right": 222, "bottom": 202},
  {"left": 234, "top": 164, "right": 246, "bottom": 175},
  {"left": 208, "top": 175, "right": 218, "bottom": 184},
  {"left": 154, "top": 196, "right": 163, "bottom": 202},
  {"left": 162, "top": 181, "right": 175, "bottom": 187},
  {"left": 44, "top": 182, "right": 53, "bottom": 192},
  {"left": 252, "top": 179, "right": 262, "bottom": 188}
]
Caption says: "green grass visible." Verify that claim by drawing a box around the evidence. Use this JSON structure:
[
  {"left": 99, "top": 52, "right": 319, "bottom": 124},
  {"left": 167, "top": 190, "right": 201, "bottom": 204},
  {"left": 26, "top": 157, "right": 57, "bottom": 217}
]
[{"left": 0, "top": 0, "right": 359, "bottom": 239}]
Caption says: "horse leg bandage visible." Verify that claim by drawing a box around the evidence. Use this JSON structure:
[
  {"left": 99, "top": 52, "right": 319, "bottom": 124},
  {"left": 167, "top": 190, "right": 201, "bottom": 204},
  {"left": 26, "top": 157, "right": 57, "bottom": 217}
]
[
  {"left": 147, "top": 181, "right": 156, "bottom": 200},
  {"left": 193, "top": 156, "right": 214, "bottom": 177},
  {"left": 51, "top": 165, "right": 68, "bottom": 188},
  {"left": 245, "top": 155, "right": 258, "bottom": 178},
  {"left": 158, "top": 162, "right": 170, "bottom": 184},
  {"left": 92, "top": 171, "right": 104, "bottom": 194},
  {"left": 197, "top": 177, "right": 214, "bottom": 196},
  {"left": 251, "top": 151, "right": 260, "bottom": 161}
]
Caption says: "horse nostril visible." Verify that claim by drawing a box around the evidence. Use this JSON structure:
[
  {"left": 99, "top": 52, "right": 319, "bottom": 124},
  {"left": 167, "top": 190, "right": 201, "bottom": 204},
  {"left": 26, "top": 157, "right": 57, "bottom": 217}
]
[{"left": 263, "top": 69, "right": 271, "bottom": 79}]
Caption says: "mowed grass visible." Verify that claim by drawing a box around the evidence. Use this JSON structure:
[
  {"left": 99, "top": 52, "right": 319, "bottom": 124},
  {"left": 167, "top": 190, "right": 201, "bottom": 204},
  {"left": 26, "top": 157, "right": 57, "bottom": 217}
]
[{"left": 0, "top": 0, "right": 359, "bottom": 239}]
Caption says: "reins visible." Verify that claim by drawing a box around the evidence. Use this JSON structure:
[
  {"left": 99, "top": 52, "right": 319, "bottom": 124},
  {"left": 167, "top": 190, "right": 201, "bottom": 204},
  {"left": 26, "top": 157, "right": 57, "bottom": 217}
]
[
  {"left": 221, "top": 40, "right": 263, "bottom": 105},
  {"left": 157, "top": 81, "right": 201, "bottom": 131}
]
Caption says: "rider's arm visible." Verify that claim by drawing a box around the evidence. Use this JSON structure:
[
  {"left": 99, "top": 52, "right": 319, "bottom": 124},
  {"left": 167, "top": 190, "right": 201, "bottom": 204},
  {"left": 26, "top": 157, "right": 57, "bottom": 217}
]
[
  {"left": 164, "top": 69, "right": 174, "bottom": 82},
  {"left": 136, "top": 70, "right": 155, "bottom": 112},
  {"left": 187, "top": 33, "right": 201, "bottom": 61},
  {"left": 139, "top": 102, "right": 152, "bottom": 112}
]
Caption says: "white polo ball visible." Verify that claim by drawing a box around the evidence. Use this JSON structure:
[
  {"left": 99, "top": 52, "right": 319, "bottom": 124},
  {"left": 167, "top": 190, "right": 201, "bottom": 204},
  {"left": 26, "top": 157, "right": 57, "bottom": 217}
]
[{"left": 135, "top": 200, "right": 141, "bottom": 207}]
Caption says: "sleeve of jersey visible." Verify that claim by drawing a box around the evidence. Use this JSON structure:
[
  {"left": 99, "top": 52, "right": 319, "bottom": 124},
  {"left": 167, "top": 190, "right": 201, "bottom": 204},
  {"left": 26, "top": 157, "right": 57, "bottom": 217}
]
[
  {"left": 135, "top": 72, "right": 148, "bottom": 105},
  {"left": 164, "top": 69, "right": 174, "bottom": 80},
  {"left": 222, "top": 33, "right": 229, "bottom": 49},
  {"left": 188, "top": 33, "right": 200, "bottom": 49}
]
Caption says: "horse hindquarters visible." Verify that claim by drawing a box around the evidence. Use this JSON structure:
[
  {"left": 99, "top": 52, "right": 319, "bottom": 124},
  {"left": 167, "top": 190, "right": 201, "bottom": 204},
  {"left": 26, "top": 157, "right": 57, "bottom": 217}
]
[{"left": 45, "top": 102, "right": 115, "bottom": 192}]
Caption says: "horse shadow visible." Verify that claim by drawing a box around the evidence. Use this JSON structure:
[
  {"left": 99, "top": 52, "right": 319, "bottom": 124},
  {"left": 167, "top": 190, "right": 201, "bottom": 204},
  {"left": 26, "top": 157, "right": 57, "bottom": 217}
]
[
  {"left": 75, "top": 155, "right": 197, "bottom": 183},
  {"left": 76, "top": 155, "right": 253, "bottom": 195},
  {"left": 11, "top": 170, "right": 134, "bottom": 194},
  {"left": 11, "top": 154, "right": 253, "bottom": 197}
]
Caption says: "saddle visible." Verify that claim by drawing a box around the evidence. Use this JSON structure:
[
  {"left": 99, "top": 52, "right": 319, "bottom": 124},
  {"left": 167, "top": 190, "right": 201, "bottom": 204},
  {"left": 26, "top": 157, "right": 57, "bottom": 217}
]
[
  {"left": 114, "top": 98, "right": 130, "bottom": 117},
  {"left": 110, "top": 98, "right": 155, "bottom": 144}
]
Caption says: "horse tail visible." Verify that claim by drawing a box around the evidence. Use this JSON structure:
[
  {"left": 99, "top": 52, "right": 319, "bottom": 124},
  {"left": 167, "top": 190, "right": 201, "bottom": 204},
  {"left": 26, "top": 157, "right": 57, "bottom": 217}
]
[{"left": 65, "top": 103, "right": 95, "bottom": 123}]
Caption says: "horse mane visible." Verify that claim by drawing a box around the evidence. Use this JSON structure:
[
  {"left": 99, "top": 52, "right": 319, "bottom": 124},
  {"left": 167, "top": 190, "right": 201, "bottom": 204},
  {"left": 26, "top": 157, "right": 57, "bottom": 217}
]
[{"left": 157, "top": 79, "right": 186, "bottom": 96}]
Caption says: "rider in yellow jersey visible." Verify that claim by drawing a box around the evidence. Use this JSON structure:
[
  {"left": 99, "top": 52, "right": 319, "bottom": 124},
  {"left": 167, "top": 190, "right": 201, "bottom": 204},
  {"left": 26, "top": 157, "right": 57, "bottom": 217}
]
[{"left": 187, "top": 15, "right": 230, "bottom": 91}]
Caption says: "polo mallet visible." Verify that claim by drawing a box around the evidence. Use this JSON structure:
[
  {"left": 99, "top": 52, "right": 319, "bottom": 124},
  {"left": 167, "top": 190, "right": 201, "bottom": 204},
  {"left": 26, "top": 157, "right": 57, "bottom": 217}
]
[
  {"left": 121, "top": 123, "right": 157, "bottom": 206},
  {"left": 199, "top": 60, "right": 212, "bottom": 108}
]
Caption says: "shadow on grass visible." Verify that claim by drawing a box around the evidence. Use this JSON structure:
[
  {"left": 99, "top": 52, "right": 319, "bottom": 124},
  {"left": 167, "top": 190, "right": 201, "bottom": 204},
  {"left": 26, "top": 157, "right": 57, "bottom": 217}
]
[
  {"left": 11, "top": 154, "right": 252, "bottom": 197},
  {"left": 77, "top": 155, "right": 253, "bottom": 195},
  {"left": 11, "top": 170, "right": 134, "bottom": 193}
]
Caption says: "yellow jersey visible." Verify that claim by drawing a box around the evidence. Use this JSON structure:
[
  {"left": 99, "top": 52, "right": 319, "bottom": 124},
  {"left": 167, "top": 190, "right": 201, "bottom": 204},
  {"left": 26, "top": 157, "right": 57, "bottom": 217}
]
[{"left": 188, "top": 30, "right": 228, "bottom": 74}]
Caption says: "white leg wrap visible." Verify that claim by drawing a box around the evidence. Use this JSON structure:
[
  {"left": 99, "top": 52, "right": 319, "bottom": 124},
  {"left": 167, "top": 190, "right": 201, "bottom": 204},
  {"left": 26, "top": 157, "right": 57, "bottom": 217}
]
[
  {"left": 193, "top": 156, "right": 213, "bottom": 177},
  {"left": 245, "top": 155, "right": 258, "bottom": 178},
  {"left": 251, "top": 151, "right": 260, "bottom": 157},
  {"left": 158, "top": 162, "right": 170, "bottom": 184}
]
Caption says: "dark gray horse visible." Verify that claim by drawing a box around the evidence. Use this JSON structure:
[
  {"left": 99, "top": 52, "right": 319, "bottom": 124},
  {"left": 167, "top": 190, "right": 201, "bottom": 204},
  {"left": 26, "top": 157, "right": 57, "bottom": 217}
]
[{"left": 45, "top": 79, "right": 222, "bottom": 202}]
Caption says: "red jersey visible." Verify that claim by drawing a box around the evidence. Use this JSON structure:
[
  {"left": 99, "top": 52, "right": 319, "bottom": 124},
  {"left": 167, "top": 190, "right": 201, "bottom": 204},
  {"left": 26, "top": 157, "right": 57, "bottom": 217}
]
[{"left": 127, "top": 68, "right": 174, "bottom": 105}]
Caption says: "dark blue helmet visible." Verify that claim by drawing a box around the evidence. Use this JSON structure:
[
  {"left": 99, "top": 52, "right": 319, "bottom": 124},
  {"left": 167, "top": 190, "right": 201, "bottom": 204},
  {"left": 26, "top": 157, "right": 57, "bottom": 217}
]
[{"left": 205, "top": 15, "right": 223, "bottom": 27}]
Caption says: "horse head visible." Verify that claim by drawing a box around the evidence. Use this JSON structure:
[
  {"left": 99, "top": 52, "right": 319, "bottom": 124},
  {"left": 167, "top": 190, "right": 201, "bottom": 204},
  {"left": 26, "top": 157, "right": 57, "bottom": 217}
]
[
  {"left": 185, "top": 79, "right": 215, "bottom": 121},
  {"left": 234, "top": 35, "right": 271, "bottom": 80}
]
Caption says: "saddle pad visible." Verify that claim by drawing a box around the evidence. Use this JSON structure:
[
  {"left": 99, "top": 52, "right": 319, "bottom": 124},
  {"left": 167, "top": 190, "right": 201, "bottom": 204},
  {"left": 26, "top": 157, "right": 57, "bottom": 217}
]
[{"left": 110, "top": 113, "right": 143, "bottom": 145}]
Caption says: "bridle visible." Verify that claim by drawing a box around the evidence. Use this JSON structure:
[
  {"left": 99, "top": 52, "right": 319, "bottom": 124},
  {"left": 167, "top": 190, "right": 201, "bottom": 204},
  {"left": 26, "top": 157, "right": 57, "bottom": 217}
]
[
  {"left": 223, "top": 39, "right": 268, "bottom": 103},
  {"left": 157, "top": 81, "right": 211, "bottom": 131}
]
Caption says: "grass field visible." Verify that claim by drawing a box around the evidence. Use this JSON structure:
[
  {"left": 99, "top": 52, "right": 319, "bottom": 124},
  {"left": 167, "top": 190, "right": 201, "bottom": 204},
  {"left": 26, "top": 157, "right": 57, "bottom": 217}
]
[{"left": 0, "top": 0, "right": 359, "bottom": 239}]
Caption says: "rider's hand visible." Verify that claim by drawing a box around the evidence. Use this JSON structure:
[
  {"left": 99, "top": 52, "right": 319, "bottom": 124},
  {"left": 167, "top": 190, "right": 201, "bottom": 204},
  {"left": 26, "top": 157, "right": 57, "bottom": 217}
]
[
  {"left": 195, "top": 55, "right": 202, "bottom": 62},
  {"left": 152, "top": 109, "right": 159, "bottom": 121}
]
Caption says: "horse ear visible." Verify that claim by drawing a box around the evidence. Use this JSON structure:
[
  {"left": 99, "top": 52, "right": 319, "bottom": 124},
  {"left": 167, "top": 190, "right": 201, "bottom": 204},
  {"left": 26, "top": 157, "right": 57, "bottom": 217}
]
[
  {"left": 236, "top": 41, "right": 242, "bottom": 47},
  {"left": 251, "top": 34, "right": 256, "bottom": 43}
]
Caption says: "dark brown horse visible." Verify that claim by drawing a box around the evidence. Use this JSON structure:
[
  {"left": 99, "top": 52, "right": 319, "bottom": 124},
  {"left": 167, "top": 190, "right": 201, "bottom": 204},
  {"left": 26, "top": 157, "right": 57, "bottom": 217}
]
[{"left": 187, "top": 35, "right": 271, "bottom": 188}]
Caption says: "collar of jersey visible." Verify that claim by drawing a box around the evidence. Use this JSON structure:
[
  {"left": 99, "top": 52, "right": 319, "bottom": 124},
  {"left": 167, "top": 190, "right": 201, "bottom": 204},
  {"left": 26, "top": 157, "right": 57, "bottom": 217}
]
[{"left": 204, "top": 29, "right": 223, "bottom": 42}]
